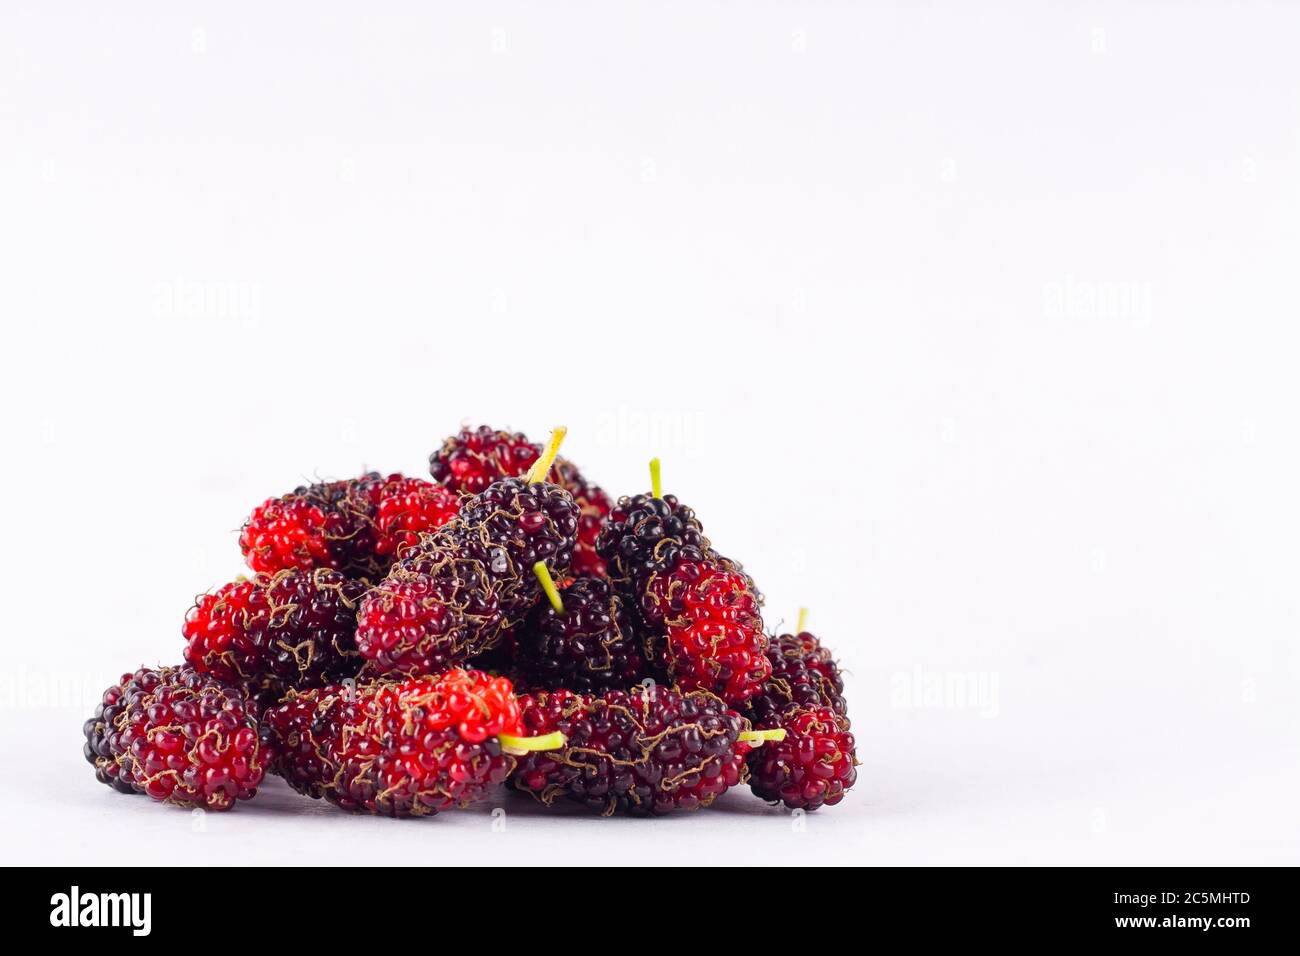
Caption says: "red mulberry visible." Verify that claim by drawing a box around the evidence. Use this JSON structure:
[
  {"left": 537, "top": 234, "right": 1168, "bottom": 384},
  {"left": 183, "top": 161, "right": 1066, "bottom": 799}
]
[
  {"left": 373, "top": 475, "right": 461, "bottom": 560},
  {"left": 358, "top": 471, "right": 580, "bottom": 676},
  {"left": 510, "top": 684, "right": 753, "bottom": 815},
  {"left": 260, "top": 669, "right": 536, "bottom": 816},
  {"left": 747, "top": 705, "right": 858, "bottom": 811},
  {"left": 183, "top": 568, "right": 365, "bottom": 692},
  {"left": 554, "top": 458, "right": 612, "bottom": 578},
  {"left": 428, "top": 426, "right": 538, "bottom": 494},
  {"left": 83, "top": 665, "right": 267, "bottom": 810},
  {"left": 240, "top": 472, "right": 458, "bottom": 580},
  {"left": 641, "top": 559, "right": 770, "bottom": 704},
  {"left": 430, "top": 425, "right": 612, "bottom": 577}
]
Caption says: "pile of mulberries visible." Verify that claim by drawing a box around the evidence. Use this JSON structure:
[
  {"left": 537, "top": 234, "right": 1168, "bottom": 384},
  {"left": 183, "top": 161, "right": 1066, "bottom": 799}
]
[{"left": 84, "top": 426, "right": 859, "bottom": 819}]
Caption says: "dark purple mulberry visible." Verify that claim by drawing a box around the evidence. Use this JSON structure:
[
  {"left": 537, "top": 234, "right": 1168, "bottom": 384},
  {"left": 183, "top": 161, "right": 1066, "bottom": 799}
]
[
  {"left": 83, "top": 672, "right": 138, "bottom": 795},
  {"left": 517, "top": 577, "right": 655, "bottom": 694},
  {"left": 510, "top": 684, "right": 753, "bottom": 815},
  {"left": 597, "top": 493, "right": 710, "bottom": 603},
  {"left": 747, "top": 630, "right": 848, "bottom": 726}
]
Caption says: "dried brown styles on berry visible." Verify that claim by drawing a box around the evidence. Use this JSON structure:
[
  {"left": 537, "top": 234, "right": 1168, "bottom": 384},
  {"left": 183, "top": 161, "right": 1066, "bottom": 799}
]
[
  {"left": 84, "top": 665, "right": 267, "bottom": 810},
  {"left": 510, "top": 684, "right": 753, "bottom": 815},
  {"left": 517, "top": 577, "right": 658, "bottom": 694},
  {"left": 356, "top": 477, "right": 580, "bottom": 675}
]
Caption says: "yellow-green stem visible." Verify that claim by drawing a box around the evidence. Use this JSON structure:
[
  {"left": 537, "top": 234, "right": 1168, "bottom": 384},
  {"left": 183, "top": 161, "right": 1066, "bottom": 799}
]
[
  {"left": 649, "top": 457, "right": 662, "bottom": 499},
  {"left": 739, "top": 728, "right": 787, "bottom": 744},
  {"left": 533, "top": 561, "right": 564, "bottom": 614},
  {"left": 796, "top": 607, "right": 808, "bottom": 634},
  {"left": 498, "top": 731, "right": 566, "bottom": 755},
  {"left": 524, "top": 426, "right": 567, "bottom": 484}
]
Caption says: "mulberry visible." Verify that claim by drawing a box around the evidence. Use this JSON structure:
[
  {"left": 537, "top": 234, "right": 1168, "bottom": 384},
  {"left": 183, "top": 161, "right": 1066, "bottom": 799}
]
[
  {"left": 597, "top": 465, "right": 770, "bottom": 705},
  {"left": 354, "top": 572, "right": 484, "bottom": 675},
  {"left": 373, "top": 475, "right": 461, "bottom": 561},
  {"left": 428, "top": 426, "right": 538, "bottom": 494},
  {"left": 182, "top": 568, "right": 365, "bottom": 692},
  {"left": 430, "top": 424, "right": 612, "bottom": 577},
  {"left": 747, "top": 629, "right": 848, "bottom": 726},
  {"left": 239, "top": 472, "right": 458, "bottom": 580},
  {"left": 260, "top": 669, "right": 556, "bottom": 816},
  {"left": 597, "top": 492, "right": 710, "bottom": 604},
  {"left": 83, "top": 665, "right": 267, "bottom": 810},
  {"left": 517, "top": 573, "right": 653, "bottom": 694},
  {"left": 509, "top": 684, "right": 753, "bottom": 815},
  {"left": 82, "top": 672, "right": 137, "bottom": 795},
  {"left": 747, "top": 705, "right": 858, "bottom": 811},
  {"left": 641, "top": 559, "right": 770, "bottom": 704}
]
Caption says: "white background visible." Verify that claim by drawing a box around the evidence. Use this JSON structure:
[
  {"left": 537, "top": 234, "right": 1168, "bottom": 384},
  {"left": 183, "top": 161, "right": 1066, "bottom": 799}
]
[{"left": 3, "top": 1, "right": 1297, "bottom": 865}]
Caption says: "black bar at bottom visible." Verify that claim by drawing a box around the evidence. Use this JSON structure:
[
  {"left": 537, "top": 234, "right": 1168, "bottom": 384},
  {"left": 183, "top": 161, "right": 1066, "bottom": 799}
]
[{"left": 4, "top": 866, "right": 1289, "bottom": 943}]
